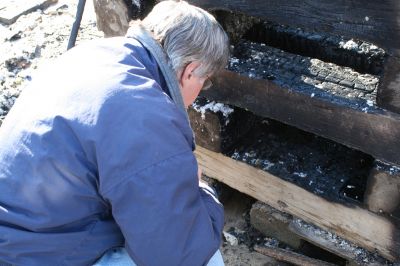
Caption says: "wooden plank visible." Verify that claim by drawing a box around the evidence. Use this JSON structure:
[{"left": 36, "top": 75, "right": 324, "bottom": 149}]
[
  {"left": 378, "top": 56, "right": 400, "bottom": 114},
  {"left": 93, "top": 0, "right": 130, "bottom": 37},
  {"left": 184, "top": 0, "right": 400, "bottom": 56},
  {"left": 188, "top": 106, "right": 225, "bottom": 153},
  {"left": 364, "top": 161, "right": 400, "bottom": 215},
  {"left": 254, "top": 245, "right": 337, "bottom": 266},
  {"left": 195, "top": 146, "right": 400, "bottom": 261},
  {"left": 201, "top": 70, "right": 400, "bottom": 166},
  {"left": 288, "top": 220, "right": 362, "bottom": 262},
  {"left": 0, "top": 0, "right": 57, "bottom": 25}
]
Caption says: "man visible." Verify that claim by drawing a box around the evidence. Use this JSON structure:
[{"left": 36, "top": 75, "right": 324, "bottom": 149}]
[{"left": 0, "top": 1, "right": 229, "bottom": 265}]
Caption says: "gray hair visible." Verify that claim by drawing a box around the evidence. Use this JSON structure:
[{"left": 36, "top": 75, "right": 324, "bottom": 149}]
[{"left": 140, "top": 1, "right": 229, "bottom": 77}]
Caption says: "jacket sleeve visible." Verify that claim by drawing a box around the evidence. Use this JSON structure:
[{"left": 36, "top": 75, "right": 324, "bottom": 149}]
[
  {"left": 101, "top": 151, "right": 224, "bottom": 266},
  {"left": 94, "top": 87, "right": 224, "bottom": 266}
]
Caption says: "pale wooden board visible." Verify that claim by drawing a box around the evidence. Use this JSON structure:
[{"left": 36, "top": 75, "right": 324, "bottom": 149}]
[
  {"left": 195, "top": 146, "right": 400, "bottom": 261},
  {"left": 0, "top": 0, "right": 57, "bottom": 24}
]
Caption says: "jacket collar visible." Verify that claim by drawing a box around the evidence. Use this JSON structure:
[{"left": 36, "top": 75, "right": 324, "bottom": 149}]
[{"left": 126, "top": 25, "right": 188, "bottom": 118}]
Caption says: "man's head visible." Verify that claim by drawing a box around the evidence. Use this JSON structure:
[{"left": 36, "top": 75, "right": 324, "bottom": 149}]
[{"left": 141, "top": 1, "right": 229, "bottom": 107}]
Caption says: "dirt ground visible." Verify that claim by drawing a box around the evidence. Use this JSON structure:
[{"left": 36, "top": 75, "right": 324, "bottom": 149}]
[{"left": 0, "top": 1, "right": 283, "bottom": 265}]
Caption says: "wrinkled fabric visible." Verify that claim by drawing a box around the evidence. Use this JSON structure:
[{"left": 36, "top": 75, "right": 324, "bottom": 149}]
[{"left": 0, "top": 37, "right": 224, "bottom": 266}]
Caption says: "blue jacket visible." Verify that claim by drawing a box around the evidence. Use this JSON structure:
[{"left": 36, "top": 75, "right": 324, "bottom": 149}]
[{"left": 0, "top": 37, "right": 224, "bottom": 266}]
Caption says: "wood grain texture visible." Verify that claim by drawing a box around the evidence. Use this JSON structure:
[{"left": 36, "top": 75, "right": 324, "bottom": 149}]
[
  {"left": 195, "top": 146, "right": 400, "bottom": 261},
  {"left": 201, "top": 70, "right": 400, "bottom": 166}
]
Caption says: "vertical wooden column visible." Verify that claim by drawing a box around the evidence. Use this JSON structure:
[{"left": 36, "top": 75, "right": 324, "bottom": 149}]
[
  {"left": 93, "top": 0, "right": 130, "bottom": 37},
  {"left": 364, "top": 161, "right": 400, "bottom": 216}
]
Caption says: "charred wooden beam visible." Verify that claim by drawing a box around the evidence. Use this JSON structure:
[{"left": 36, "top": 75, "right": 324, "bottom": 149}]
[
  {"left": 251, "top": 201, "right": 389, "bottom": 264},
  {"left": 201, "top": 68, "right": 400, "bottom": 166},
  {"left": 183, "top": 0, "right": 400, "bottom": 114},
  {"left": 195, "top": 146, "right": 400, "bottom": 261},
  {"left": 214, "top": 10, "right": 386, "bottom": 76},
  {"left": 188, "top": 98, "right": 255, "bottom": 153},
  {"left": 254, "top": 245, "right": 337, "bottom": 266},
  {"left": 183, "top": 0, "right": 400, "bottom": 57},
  {"left": 230, "top": 40, "right": 379, "bottom": 104}
]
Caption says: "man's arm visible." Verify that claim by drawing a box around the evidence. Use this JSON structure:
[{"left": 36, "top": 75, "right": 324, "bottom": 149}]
[{"left": 101, "top": 150, "right": 223, "bottom": 266}]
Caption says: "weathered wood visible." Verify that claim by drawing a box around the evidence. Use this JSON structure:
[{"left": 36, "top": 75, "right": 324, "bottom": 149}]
[
  {"left": 378, "top": 56, "right": 400, "bottom": 114},
  {"left": 364, "top": 162, "right": 400, "bottom": 215},
  {"left": 184, "top": 0, "right": 400, "bottom": 56},
  {"left": 188, "top": 106, "right": 225, "bottom": 152},
  {"left": 229, "top": 40, "right": 378, "bottom": 105},
  {"left": 182, "top": 0, "right": 400, "bottom": 114},
  {"left": 195, "top": 146, "right": 400, "bottom": 261},
  {"left": 250, "top": 202, "right": 303, "bottom": 249},
  {"left": 289, "top": 220, "right": 363, "bottom": 262},
  {"left": 93, "top": 0, "right": 130, "bottom": 37},
  {"left": 0, "top": 0, "right": 57, "bottom": 24},
  {"left": 254, "top": 245, "right": 337, "bottom": 266},
  {"left": 252, "top": 201, "right": 381, "bottom": 264},
  {"left": 188, "top": 99, "right": 255, "bottom": 153},
  {"left": 201, "top": 70, "right": 400, "bottom": 166}
]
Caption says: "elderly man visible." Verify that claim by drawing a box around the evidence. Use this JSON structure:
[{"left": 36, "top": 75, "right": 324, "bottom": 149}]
[{"left": 0, "top": 1, "right": 229, "bottom": 265}]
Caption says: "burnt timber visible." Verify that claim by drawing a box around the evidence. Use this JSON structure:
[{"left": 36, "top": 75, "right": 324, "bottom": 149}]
[
  {"left": 184, "top": 0, "right": 400, "bottom": 113},
  {"left": 195, "top": 146, "right": 400, "bottom": 261},
  {"left": 191, "top": 104, "right": 400, "bottom": 261},
  {"left": 201, "top": 70, "right": 400, "bottom": 166}
]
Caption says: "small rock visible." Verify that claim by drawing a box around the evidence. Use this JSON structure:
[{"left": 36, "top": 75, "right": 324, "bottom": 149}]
[{"left": 223, "top": 231, "right": 239, "bottom": 246}]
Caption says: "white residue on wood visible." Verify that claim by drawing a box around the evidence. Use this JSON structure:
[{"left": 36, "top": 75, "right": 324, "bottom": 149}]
[
  {"left": 293, "top": 218, "right": 378, "bottom": 263},
  {"left": 339, "top": 39, "right": 358, "bottom": 51},
  {"left": 293, "top": 172, "right": 307, "bottom": 178},
  {"left": 192, "top": 101, "right": 234, "bottom": 122}
]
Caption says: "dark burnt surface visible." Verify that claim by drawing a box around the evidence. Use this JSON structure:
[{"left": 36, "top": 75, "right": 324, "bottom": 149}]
[
  {"left": 213, "top": 10, "right": 386, "bottom": 76},
  {"left": 229, "top": 40, "right": 379, "bottom": 108},
  {"left": 224, "top": 112, "right": 374, "bottom": 204},
  {"left": 244, "top": 21, "right": 386, "bottom": 76}
]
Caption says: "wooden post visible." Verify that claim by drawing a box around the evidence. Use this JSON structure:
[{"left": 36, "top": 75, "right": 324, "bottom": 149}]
[
  {"left": 93, "top": 0, "right": 130, "bottom": 37},
  {"left": 364, "top": 161, "right": 400, "bottom": 215}
]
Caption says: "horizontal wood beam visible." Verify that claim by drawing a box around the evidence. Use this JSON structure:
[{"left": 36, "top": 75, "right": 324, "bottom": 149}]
[
  {"left": 183, "top": 0, "right": 400, "bottom": 114},
  {"left": 184, "top": 0, "right": 400, "bottom": 57},
  {"left": 201, "top": 70, "right": 400, "bottom": 166},
  {"left": 254, "top": 245, "right": 336, "bottom": 266},
  {"left": 195, "top": 146, "right": 400, "bottom": 261}
]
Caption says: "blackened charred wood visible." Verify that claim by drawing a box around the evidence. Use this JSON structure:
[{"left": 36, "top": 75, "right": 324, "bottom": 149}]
[
  {"left": 213, "top": 10, "right": 385, "bottom": 76},
  {"left": 230, "top": 41, "right": 379, "bottom": 104},
  {"left": 183, "top": 0, "right": 400, "bottom": 57},
  {"left": 245, "top": 21, "right": 386, "bottom": 76},
  {"left": 188, "top": 98, "right": 255, "bottom": 153},
  {"left": 202, "top": 69, "right": 400, "bottom": 167},
  {"left": 183, "top": 0, "right": 400, "bottom": 114}
]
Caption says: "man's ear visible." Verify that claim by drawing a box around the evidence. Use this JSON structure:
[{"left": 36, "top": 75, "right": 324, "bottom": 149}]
[{"left": 180, "top": 61, "right": 201, "bottom": 83}]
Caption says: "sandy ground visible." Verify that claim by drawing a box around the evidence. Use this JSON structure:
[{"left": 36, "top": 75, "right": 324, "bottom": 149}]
[{"left": 0, "top": 1, "right": 283, "bottom": 265}]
